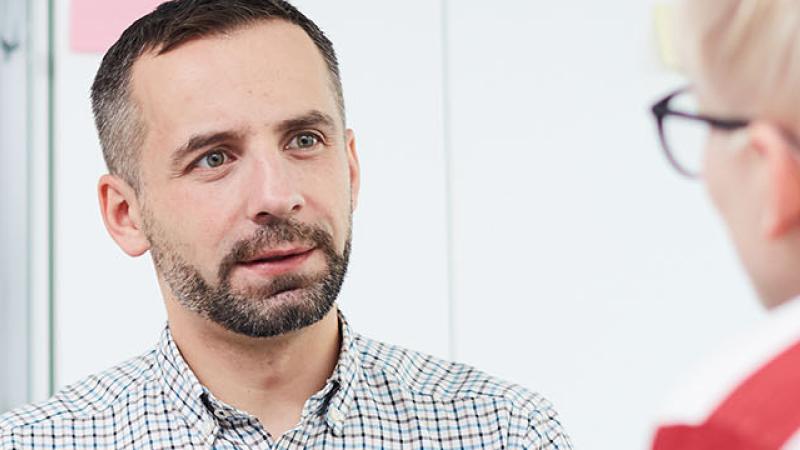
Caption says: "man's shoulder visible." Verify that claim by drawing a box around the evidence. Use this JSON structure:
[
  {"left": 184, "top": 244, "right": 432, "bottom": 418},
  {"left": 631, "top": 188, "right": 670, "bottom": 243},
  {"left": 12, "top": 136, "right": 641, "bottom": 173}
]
[
  {"left": 0, "top": 349, "right": 157, "bottom": 437},
  {"left": 353, "top": 333, "right": 554, "bottom": 415},
  {"left": 351, "top": 334, "right": 572, "bottom": 448}
]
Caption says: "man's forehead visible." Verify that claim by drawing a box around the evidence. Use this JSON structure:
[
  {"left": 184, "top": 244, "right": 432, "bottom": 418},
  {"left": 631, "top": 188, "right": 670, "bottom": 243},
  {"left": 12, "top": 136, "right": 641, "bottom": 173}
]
[
  {"left": 127, "top": 20, "right": 340, "bottom": 154},
  {"left": 131, "top": 20, "right": 326, "bottom": 86}
]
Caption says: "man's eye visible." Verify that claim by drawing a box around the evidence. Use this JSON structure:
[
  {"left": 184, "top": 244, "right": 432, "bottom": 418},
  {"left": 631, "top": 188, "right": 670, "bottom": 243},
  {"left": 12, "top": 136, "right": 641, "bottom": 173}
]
[
  {"left": 195, "top": 150, "right": 228, "bottom": 169},
  {"left": 287, "top": 132, "right": 321, "bottom": 150}
]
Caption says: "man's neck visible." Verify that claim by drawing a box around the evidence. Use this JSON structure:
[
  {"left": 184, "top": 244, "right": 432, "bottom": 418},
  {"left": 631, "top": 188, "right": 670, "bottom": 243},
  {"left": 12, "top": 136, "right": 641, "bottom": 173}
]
[{"left": 165, "top": 302, "right": 342, "bottom": 439}]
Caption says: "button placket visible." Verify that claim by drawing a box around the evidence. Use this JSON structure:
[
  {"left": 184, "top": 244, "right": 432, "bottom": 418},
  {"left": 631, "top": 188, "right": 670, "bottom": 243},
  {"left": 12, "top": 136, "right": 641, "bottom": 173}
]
[
  {"left": 201, "top": 417, "right": 217, "bottom": 443},
  {"left": 327, "top": 407, "right": 345, "bottom": 424}
]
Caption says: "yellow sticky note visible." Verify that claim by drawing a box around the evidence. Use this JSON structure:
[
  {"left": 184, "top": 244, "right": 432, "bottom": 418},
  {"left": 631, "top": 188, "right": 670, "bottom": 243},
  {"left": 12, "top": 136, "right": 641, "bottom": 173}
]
[{"left": 654, "top": 3, "right": 681, "bottom": 71}]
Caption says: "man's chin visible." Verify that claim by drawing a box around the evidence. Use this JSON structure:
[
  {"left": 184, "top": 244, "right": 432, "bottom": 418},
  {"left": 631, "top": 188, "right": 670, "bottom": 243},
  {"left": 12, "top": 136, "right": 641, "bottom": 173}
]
[
  {"left": 241, "top": 285, "right": 311, "bottom": 304},
  {"left": 228, "top": 273, "right": 321, "bottom": 299},
  {"left": 207, "top": 285, "right": 336, "bottom": 338}
]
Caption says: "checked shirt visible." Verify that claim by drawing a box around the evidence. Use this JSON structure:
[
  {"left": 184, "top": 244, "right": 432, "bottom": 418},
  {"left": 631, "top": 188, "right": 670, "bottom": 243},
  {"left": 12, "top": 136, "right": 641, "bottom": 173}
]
[{"left": 0, "top": 313, "right": 571, "bottom": 449}]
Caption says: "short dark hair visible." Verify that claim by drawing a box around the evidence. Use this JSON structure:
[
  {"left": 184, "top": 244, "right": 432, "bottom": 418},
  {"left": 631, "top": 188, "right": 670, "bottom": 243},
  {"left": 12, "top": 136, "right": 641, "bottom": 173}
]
[{"left": 90, "top": 0, "right": 343, "bottom": 191}]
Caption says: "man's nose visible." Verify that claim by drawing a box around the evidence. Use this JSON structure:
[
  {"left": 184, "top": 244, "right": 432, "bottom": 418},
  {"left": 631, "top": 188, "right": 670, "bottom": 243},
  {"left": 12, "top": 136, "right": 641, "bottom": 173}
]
[{"left": 245, "top": 155, "right": 305, "bottom": 225}]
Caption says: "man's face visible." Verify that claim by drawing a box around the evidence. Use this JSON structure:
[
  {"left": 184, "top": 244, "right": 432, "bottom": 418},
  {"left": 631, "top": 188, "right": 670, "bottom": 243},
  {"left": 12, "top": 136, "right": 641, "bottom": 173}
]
[{"left": 129, "top": 21, "right": 359, "bottom": 337}]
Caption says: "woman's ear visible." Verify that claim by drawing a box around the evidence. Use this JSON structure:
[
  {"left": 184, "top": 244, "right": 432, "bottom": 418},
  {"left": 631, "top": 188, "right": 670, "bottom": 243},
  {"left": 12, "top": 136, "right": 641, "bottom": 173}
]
[
  {"left": 749, "top": 122, "right": 800, "bottom": 239},
  {"left": 98, "top": 174, "right": 150, "bottom": 256}
]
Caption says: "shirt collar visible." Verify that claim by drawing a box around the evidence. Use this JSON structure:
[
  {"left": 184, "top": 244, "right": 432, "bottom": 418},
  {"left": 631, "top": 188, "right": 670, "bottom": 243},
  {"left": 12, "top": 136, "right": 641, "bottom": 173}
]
[
  {"left": 154, "top": 326, "right": 215, "bottom": 432},
  {"left": 309, "top": 309, "right": 360, "bottom": 435},
  {"left": 154, "top": 309, "right": 361, "bottom": 435}
]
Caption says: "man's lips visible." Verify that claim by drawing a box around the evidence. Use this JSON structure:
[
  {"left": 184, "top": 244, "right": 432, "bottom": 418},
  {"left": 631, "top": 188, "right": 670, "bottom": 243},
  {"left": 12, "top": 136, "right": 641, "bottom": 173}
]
[{"left": 237, "top": 246, "right": 316, "bottom": 276}]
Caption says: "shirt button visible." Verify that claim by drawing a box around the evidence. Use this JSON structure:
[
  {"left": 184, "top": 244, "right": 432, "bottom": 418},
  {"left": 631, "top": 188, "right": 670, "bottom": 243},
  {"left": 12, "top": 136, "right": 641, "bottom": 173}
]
[
  {"left": 213, "top": 408, "right": 229, "bottom": 420},
  {"left": 328, "top": 407, "right": 345, "bottom": 423}
]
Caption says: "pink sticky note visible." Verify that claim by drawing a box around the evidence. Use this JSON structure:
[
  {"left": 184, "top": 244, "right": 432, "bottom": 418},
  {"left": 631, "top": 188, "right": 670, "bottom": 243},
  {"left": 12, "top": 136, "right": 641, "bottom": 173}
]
[{"left": 70, "top": 0, "right": 164, "bottom": 53}]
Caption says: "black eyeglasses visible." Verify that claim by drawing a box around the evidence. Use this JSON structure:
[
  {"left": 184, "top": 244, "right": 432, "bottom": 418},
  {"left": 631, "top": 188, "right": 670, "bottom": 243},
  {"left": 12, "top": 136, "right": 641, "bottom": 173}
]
[{"left": 651, "top": 87, "right": 750, "bottom": 178}]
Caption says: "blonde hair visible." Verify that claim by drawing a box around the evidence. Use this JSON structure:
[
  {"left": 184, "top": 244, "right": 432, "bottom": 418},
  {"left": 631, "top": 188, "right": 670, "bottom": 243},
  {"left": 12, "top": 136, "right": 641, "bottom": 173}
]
[{"left": 677, "top": 0, "right": 800, "bottom": 127}]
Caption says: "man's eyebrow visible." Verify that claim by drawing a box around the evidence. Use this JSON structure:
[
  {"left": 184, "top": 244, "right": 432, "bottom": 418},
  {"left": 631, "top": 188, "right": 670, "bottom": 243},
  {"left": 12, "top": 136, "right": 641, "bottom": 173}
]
[
  {"left": 170, "top": 130, "right": 245, "bottom": 169},
  {"left": 275, "top": 110, "right": 337, "bottom": 134}
]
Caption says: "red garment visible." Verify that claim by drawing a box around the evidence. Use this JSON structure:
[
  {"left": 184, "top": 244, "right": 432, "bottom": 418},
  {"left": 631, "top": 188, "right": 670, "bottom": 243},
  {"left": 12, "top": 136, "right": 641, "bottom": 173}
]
[{"left": 651, "top": 300, "right": 800, "bottom": 450}]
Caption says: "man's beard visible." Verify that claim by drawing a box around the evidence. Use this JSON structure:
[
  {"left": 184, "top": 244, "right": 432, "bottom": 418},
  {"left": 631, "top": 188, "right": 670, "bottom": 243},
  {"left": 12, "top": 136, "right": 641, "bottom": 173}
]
[{"left": 144, "top": 213, "right": 351, "bottom": 338}]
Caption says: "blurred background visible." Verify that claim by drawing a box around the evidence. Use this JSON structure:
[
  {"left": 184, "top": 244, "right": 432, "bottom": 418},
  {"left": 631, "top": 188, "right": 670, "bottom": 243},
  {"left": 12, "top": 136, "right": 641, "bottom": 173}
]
[{"left": 0, "top": 0, "right": 766, "bottom": 448}]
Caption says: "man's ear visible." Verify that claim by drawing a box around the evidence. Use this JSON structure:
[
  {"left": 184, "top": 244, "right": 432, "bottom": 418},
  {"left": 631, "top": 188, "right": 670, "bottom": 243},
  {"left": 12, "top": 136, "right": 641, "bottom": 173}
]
[
  {"left": 345, "top": 129, "right": 361, "bottom": 211},
  {"left": 749, "top": 121, "right": 800, "bottom": 239},
  {"left": 98, "top": 174, "right": 150, "bottom": 256}
]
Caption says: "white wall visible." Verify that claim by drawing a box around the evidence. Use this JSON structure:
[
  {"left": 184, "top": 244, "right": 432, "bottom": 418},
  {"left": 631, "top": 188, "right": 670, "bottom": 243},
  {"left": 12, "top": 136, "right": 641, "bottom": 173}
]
[
  {"left": 42, "top": 1, "right": 765, "bottom": 449},
  {"left": 446, "top": 2, "right": 763, "bottom": 448},
  {"left": 53, "top": 0, "right": 170, "bottom": 387}
]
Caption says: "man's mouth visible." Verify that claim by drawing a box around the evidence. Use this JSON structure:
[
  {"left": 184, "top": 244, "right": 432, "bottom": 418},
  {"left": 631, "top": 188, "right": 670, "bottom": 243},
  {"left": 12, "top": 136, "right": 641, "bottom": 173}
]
[{"left": 237, "top": 246, "right": 316, "bottom": 276}]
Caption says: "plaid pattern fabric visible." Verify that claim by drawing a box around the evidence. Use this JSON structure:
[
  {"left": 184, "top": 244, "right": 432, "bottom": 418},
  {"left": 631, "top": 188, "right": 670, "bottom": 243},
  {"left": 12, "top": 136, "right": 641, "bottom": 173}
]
[{"left": 0, "top": 312, "right": 571, "bottom": 449}]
